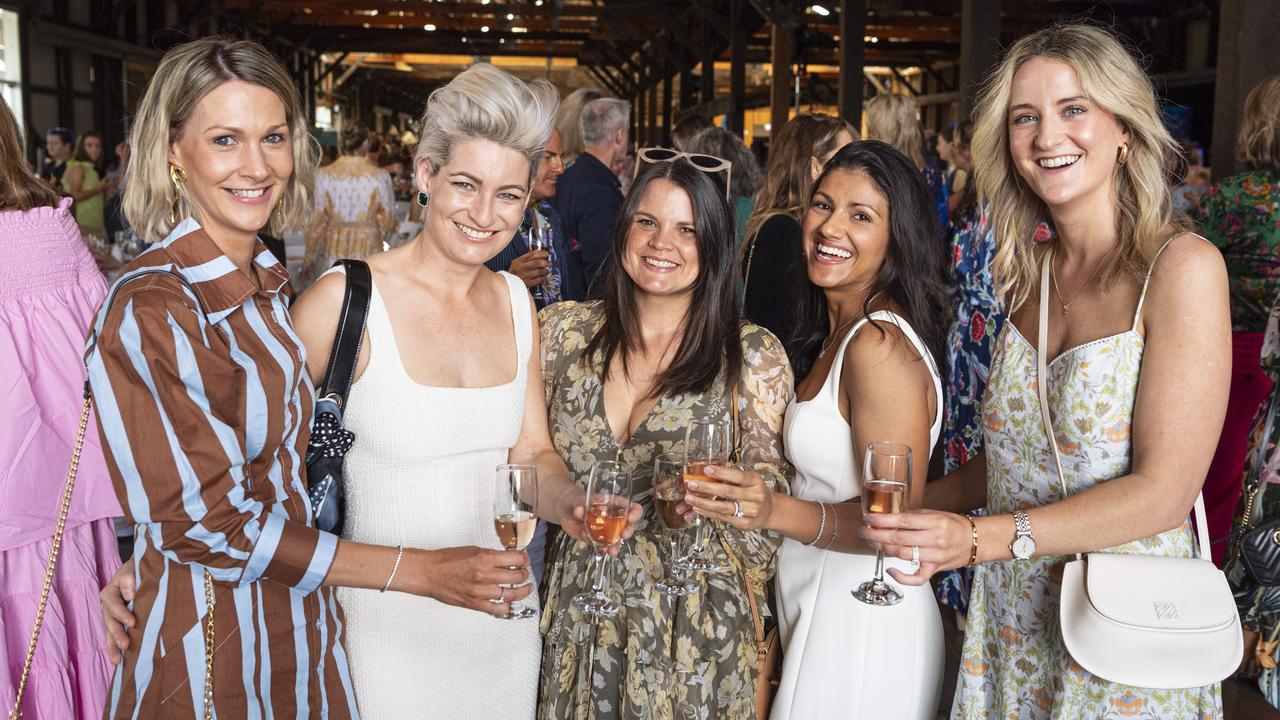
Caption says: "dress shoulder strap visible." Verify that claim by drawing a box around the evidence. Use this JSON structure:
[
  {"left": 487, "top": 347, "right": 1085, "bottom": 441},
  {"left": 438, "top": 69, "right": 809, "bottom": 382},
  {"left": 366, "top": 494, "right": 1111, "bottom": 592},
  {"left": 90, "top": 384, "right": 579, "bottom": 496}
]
[
  {"left": 499, "top": 271, "right": 533, "bottom": 370},
  {"left": 1131, "top": 233, "right": 1204, "bottom": 330}
]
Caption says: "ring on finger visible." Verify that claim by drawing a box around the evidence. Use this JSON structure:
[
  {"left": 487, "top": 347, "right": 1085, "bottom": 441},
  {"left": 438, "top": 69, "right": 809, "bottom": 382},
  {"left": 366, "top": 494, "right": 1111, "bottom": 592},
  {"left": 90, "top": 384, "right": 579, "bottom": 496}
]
[
  {"left": 733, "top": 500, "right": 745, "bottom": 518},
  {"left": 910, "top": 545, "right": 920, "bottom": 568},
  {"left": 489, "top": 587, "right": 506, "bottom": 604}
]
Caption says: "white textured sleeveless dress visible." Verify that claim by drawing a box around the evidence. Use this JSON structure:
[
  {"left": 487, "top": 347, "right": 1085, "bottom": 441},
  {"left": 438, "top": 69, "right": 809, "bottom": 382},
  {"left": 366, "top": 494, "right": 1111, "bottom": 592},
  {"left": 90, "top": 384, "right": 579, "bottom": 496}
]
[
  {"left": 772, "top": 310, "right": 945, "bottom": 720},
  {"left": 333, "top": 269, "right": 540, "bottom": 719}
]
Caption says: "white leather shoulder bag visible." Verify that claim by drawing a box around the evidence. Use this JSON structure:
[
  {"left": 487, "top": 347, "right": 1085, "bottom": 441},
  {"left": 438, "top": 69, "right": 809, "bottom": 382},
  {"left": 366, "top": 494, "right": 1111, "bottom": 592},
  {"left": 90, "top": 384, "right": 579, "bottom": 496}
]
[{"left": 1035, "top": 248, "right": 1241, "bottom": 690}]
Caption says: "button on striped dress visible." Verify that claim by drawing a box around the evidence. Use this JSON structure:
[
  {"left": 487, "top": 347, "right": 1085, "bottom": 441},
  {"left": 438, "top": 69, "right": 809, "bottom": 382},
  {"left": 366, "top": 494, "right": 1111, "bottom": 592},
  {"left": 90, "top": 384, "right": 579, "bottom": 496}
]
[{"left": 86, "top": 218, "right": 359, "bottom": 719}]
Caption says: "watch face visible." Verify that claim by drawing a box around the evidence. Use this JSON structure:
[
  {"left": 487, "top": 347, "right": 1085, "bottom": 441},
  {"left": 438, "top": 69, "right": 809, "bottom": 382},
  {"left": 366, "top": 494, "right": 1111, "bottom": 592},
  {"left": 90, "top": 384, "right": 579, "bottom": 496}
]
[{"left": 1012, "top": 535, "right": 1036, "bottom": 559}]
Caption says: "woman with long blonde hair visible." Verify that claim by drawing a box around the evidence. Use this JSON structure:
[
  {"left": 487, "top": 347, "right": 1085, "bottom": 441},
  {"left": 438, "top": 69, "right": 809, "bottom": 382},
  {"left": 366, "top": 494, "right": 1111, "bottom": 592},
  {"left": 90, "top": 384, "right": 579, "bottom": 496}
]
[
  {"left": 741, "top": 113, "right": 853, "bottom": 373},
  {"left": 865, "top": 93, "right": 948, "bottom": 230},
  {"left": 863, "top": 24, "right": 1228, "bottom": 718}
]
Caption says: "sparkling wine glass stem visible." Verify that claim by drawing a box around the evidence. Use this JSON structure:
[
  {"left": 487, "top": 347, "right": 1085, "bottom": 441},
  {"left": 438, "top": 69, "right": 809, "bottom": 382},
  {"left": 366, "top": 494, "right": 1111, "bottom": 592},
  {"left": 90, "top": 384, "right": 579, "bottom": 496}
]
[
  {"left": 872, "top": 549, "right": 886, "bottom": 584},
  {"left": 589, "top": 551, "right": 610, "bottom": 597}
]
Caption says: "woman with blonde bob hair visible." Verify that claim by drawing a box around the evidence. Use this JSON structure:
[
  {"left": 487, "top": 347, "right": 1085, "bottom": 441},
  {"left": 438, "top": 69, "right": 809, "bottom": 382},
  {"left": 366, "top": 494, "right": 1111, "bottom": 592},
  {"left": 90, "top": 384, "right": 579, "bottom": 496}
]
[{"left": 862, "top": 24, "right": 1229, "bottom": 718}]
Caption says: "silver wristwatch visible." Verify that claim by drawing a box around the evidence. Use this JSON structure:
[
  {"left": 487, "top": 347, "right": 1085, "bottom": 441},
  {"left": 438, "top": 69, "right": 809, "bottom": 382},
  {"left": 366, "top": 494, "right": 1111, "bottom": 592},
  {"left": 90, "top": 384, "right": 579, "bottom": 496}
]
[{"left": 1010, "top": 510, "right": 1036, "bottom": 560}]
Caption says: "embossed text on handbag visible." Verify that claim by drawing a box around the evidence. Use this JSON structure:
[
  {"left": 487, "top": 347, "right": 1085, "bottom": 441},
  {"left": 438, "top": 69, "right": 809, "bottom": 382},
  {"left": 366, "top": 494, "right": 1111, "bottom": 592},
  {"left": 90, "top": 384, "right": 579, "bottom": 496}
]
[{"left": 1035, "top": 247, "right": 1242, "bottom": 689}]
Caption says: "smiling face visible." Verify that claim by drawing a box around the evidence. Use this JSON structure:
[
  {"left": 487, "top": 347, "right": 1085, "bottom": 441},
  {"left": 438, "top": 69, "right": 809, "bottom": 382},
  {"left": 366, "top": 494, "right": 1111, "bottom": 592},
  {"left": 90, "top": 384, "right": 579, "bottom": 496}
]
[
  {"left": 621, "top": 178, "right": 701, "bottom": 299},
  {"left": 531, "top": 128, "right": 565, "bottom": 201},
  {"left": 802, "top": 168, "right": 891, "bottom": 295},
  {"left": 168, "top": 80, "right": 293, "bottom": 244},
  {"left": 417, "top": 137, "right": 530, "bottom": 266},
  {"left": 1007, "top": 57, "right": 1129, "bottom": 214}
]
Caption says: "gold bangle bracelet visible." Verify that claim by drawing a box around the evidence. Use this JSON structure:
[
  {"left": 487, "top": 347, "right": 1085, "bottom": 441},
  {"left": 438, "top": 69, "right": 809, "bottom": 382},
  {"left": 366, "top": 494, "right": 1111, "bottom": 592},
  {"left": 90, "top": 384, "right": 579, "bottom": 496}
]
[{"left": 966, "top": 516, "right": 979, "bottom": 567}]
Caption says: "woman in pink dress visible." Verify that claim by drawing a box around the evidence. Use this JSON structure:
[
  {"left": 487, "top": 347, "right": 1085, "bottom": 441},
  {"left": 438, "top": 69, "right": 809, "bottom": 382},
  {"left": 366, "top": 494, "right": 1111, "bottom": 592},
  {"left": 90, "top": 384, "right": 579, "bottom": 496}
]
[{"left": 0, "top": 94, "right": 122, "bottom": 719}]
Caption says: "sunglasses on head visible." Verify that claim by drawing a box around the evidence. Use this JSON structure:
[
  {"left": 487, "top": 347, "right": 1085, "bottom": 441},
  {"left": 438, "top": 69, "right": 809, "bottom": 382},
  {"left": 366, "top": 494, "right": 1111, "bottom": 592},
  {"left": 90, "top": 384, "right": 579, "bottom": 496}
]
[{"left": 634, "top": 147, "right": 733, "bottom": 200}]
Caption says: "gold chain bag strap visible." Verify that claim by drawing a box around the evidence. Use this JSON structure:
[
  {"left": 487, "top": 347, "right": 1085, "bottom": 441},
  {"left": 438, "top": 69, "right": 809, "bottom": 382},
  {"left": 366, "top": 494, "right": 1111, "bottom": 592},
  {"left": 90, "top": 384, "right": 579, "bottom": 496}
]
[
  {"left": 1037, "top": 245, "right": 1241, "bottom": 689},
  {"left": 6, "top": 268, "right": 220, "bottom": 720},
  {"left": 7, "top": 386, "right": 91, "bottom": 720},
  {"left": 715, "top": 384, "right": 781, "bottom": 719}
]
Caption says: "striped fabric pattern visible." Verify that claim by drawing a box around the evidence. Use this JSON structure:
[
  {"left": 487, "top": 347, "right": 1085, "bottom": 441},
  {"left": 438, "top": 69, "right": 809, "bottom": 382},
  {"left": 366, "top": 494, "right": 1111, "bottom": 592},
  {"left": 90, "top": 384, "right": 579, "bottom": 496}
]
[{"left": 86, "top": 218, "right": 358, "bottom": 719}]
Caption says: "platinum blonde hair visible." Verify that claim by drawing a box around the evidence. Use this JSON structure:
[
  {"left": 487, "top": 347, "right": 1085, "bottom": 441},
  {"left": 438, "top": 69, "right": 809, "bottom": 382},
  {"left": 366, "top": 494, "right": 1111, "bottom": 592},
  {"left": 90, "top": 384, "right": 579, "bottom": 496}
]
[
  {"left": 972, "top": 23, "right": 1183, "bottom": 311},
  {"left": 580, "top": 98, "right": 630, "bottom": 146},
  {"left": 124, "top": 37, "right": 318, "bottom": 243},
  {"left": 414, "top": 63, "right": 559, "bottom": 187}
]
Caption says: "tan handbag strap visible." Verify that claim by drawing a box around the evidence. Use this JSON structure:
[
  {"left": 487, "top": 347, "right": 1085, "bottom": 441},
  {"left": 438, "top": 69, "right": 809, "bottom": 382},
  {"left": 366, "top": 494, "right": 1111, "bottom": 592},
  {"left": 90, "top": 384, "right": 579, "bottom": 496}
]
[
  {"left": 1035, "top": 248, "right": 1211, "bottom": 560},
  {"left": 719, "top": 382, "right": 767, "bottom": 649},
  {"left": 7, "top": 389, "right": 92, "bottom": 720}
]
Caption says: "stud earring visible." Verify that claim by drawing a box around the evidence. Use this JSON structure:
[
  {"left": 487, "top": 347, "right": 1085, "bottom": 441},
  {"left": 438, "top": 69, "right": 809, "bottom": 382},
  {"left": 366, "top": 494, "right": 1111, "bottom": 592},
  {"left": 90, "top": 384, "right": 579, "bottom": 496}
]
[
  {"left": 416, "top": 191, "right": 429, "bottom": 208},
  {"left": 1116, "top": 144, "right": 1130, "bottom": 166}
]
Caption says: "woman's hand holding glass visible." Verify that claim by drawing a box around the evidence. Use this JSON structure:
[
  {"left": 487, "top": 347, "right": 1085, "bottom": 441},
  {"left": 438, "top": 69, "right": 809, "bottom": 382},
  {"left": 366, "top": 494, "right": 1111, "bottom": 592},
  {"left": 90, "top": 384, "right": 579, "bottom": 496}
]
[
  {"left": 492, "top": 464, "right": 539, "bottom": 619},
  {"left": 861, "top": 508, "right": 979, "bottom": 586},
  {"left": 682, "top": 464, "right": 774, "bottom": 531},
  {"left": 550, "top": 475, "right": 644, "bottom": 557},
  {"left": 653, "top": 452, "right": 698, "bottom": 597}
]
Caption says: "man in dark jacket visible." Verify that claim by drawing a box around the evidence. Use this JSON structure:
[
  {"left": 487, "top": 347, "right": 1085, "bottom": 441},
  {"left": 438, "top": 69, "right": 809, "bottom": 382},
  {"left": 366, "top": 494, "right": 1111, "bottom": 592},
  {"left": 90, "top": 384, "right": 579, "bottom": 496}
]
[{"left": 552, "top": 97, "right": 630, "bottom": 295}]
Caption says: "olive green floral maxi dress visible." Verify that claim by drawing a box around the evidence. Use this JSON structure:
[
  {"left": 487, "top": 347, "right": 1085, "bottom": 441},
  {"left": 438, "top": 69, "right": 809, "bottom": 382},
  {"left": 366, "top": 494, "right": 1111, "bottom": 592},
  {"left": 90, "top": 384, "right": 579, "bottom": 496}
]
[{"left": 537, "top": 301, "right": 793, "bottom": 720}]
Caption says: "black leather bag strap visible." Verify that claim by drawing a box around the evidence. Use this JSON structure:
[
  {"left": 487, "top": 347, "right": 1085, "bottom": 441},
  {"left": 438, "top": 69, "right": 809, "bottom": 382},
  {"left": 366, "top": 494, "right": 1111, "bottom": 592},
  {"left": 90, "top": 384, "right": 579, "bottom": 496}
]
[{"left": 318, "top": 259, "right": 372, "bottom": 407}]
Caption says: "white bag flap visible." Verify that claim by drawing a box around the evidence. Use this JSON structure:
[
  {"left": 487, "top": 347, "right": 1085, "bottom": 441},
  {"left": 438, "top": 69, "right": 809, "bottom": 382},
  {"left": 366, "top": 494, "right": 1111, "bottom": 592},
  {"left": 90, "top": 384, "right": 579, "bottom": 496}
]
[{"left": 1083, "top": 553, "right": 1238, "bottom": 631}]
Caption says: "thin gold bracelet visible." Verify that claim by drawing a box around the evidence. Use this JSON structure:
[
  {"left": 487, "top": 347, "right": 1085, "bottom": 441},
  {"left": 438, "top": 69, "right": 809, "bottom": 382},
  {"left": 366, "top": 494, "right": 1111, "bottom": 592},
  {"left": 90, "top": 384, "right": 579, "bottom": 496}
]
[{"left": 965, "top": 516, "right": 979, "bottom": 567}]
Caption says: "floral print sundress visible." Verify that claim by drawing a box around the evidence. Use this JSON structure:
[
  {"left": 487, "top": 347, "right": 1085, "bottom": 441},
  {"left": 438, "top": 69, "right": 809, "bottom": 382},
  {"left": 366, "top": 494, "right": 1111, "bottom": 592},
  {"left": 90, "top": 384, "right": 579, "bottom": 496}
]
[
  {"left": 536, "top": 301, "right": 794, "bottom": 720},
  {"left": 952, "top": 239, "right": 1223, "bottom": 719}
]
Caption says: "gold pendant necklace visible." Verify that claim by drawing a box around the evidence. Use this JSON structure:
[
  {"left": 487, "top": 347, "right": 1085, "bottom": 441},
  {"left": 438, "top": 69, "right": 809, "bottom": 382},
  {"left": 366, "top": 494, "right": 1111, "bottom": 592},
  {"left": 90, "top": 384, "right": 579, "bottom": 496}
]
[{"left": 1050, "top": 243, "right": 1115, "bottom": 316}]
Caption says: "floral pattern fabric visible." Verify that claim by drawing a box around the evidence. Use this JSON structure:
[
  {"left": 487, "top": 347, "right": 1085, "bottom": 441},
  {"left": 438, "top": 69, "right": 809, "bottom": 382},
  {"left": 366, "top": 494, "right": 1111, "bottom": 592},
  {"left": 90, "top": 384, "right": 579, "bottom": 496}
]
[
  {"left": 1226, "top": 294, "right": 1280, "bottom": 707},
  {"left": 936, "top": 212, "right": 1005, "bottom": 615},
  {"left": 1198, "top": 171, "right": 1280, "bottom": 332},
  {"left": 952, "top": 315, "right": 1222, "bottom": 718},
  {"left": 301, "top": 156, "right": 397, "bottom": 287},
  {"left": 536, "top": 301, "right": 793, "bottom": 720}
]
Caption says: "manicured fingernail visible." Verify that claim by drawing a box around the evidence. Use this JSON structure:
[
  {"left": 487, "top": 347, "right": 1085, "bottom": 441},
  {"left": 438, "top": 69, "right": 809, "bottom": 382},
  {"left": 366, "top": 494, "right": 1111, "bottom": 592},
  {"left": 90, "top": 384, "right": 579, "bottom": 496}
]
[
  {"left": 705, "top": 466, "right": 717, "bottom": 475},
  {"left": 686, "top": 481, "right": 698, "bottom": 489}
]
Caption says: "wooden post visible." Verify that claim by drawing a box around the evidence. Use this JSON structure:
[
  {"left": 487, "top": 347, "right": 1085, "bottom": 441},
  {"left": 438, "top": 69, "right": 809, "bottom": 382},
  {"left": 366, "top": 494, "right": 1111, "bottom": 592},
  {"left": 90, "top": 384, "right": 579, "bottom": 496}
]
[
  {"left": 701, "top": 18, "right": 716, "bottom": 104},
  {"left": 647, "top": 81, "right": 659, "bottom": 147},
  {"left": 728, "top": 0, "right": 747, "bottom": 136},
  {"left": 662, "top": 69, "right": 674, "bottom": 146},
  {"left": 838, "top": 0, "right": 867, "bottom": 128},
  {"left": 770, "top": 18, "right": 794, "bottom": 135},
  {"left": 1210, "top": 0, "right": 1280, "bottom": 178},
  {"left": 958, "top": 0, "right": 1001, "bottom": 118}
]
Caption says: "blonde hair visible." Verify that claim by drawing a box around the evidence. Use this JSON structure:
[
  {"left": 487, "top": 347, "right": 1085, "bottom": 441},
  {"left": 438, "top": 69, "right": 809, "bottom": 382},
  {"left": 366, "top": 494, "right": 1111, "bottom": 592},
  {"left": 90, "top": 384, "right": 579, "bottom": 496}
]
[
  {"left": 865, "top": 93, "right": 925, "bottom": 169},
  {"left": 415, "top": 63, "right": 558, "bottom": 187},
  {"left": 554, "top": 87, "right": 605, "bottom": 166},
  {"left": 745, "top": 113, "right": 854, "bottom": 243},
  {"left": 1238, "top": 75, "right": 1280, "bottom": 175},
  {"left": 124, "top": 38, "right": 317, "bottom": 243},
  {"left": 972, "top": 23, "right": 1182, "bottom": 311}
]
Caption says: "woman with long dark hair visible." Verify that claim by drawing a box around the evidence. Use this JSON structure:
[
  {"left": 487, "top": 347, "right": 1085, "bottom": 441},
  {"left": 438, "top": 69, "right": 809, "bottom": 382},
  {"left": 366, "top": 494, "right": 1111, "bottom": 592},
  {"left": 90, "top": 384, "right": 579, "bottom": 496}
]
[
  {"left": 537, "top": 155, "right": 792, "bottom": 719},
  {"left": 685, "top": 140, "right": 950, "bottom": 719}
]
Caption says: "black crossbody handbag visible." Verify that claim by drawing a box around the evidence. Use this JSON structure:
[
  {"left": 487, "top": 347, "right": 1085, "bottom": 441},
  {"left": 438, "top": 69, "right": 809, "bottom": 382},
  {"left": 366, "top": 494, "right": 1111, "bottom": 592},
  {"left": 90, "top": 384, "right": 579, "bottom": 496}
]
[
  {"left": 305, "top": 259, "right": 372, "bottom": 535},
  {"left": 1239, "top": 384, "right": 1280, "bottom": 587}
]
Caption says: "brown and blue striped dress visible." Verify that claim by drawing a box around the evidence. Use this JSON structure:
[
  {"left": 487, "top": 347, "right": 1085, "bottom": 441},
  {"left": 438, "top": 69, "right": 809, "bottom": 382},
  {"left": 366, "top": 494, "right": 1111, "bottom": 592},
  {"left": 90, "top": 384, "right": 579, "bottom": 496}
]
[{"left": 86, "top": 218, "right": 358, "bottom": 719}]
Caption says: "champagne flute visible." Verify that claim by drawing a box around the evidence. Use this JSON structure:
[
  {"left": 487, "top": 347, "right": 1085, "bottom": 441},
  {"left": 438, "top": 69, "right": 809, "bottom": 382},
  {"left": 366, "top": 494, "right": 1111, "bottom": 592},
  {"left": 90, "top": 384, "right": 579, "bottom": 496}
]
[
  {"left": 527, "top": 218, "right": 548, "bottom": 303},
  {"left": 852, "top": 441, "right": 912, "bottom": 606},
  {"left": 493, "top": 464, "right": 539, "bottom": 620},
  {"left": 681, "top": 418, "right": 731, "bottom": 573},
  {"left": 572, "top": 460, "right": 631, "bottom": 618},
  {"left": 652, "top": 452, "right": 698, "bottom": 597}
]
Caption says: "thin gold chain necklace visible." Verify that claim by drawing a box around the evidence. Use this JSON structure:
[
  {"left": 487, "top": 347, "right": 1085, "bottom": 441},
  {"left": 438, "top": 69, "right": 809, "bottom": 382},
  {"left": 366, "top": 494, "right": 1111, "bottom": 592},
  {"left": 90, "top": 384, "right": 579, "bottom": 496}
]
[{"left": 1050, "top": 243, "right": 1116, "bottom": 316}]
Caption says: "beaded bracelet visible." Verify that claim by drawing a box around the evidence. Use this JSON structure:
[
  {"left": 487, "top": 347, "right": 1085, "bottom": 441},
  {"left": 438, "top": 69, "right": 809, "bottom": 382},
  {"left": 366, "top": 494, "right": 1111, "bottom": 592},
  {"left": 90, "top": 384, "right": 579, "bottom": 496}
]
[
  {"left": 382, "top": 545, "right": 405, "bottom": 593},
  {"left": 806, "top": 502, "right": 828, "bottom": 546},
  {"left": 965, "top": 516, "right": 979, "bottom": 567}
]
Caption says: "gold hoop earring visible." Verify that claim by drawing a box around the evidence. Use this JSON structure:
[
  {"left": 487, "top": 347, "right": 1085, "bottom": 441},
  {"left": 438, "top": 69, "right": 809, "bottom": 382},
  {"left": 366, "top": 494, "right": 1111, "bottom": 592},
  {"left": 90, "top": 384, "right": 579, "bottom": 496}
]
[
  {"left": 1116, "top": 144, "right": 1130, "bottom": 166},
  {"left": 168, "top": 164, "right": 186, "bottom": 225}
]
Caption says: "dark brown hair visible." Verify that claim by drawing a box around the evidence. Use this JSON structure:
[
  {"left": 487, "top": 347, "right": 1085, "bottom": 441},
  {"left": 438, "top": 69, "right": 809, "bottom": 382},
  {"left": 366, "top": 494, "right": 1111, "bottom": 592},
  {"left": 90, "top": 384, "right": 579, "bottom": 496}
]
[
  {"left": 0, "top": 96, "right": 60, "bottom": 211},
  {"left": 341, "top": 122, "right": 372, "bottom": 155},
  {"left": 587, "top": 158, "right": 742, "bottom": 399}
]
